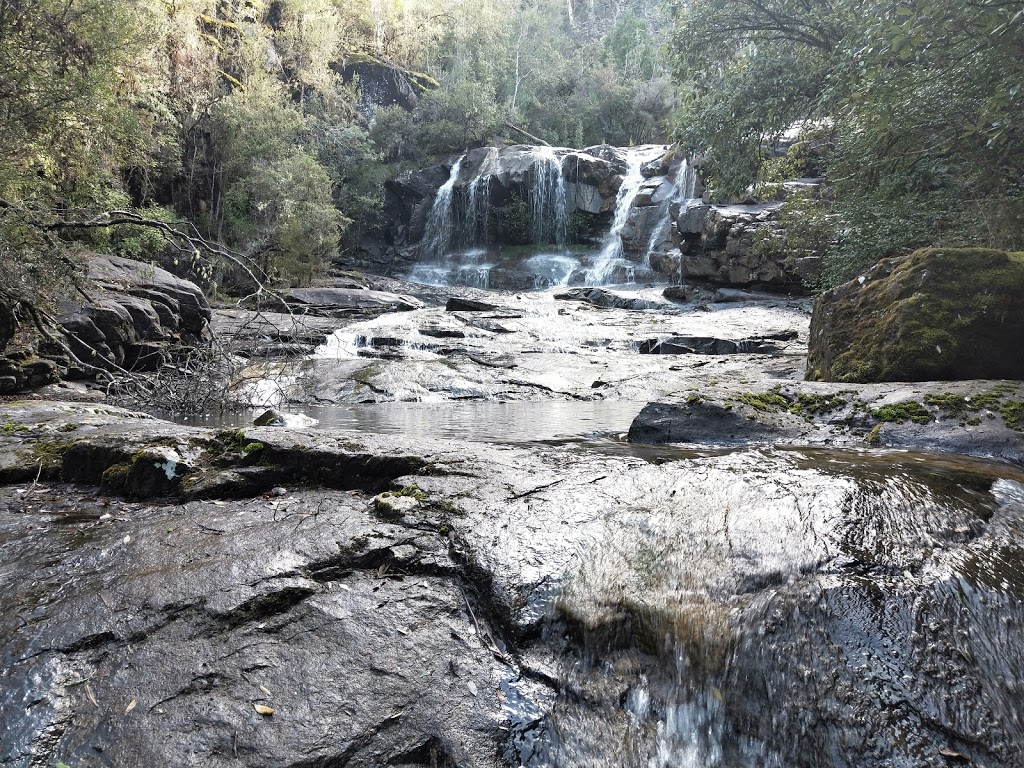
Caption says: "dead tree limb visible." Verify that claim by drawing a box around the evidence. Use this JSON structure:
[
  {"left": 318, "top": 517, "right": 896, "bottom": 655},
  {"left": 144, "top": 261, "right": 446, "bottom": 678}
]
[{"left": 504, "top": 122, "right": 550, "bottom": 146}]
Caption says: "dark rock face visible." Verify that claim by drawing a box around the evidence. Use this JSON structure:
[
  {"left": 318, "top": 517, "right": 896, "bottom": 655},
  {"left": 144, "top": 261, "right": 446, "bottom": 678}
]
[
  {"left": 0, "top": 256, "right": 211, "bottom": 394},
  {"left": 553, "top": 287, "right": 661, "bottom": 311},
  {"left": 445, "top": 298, "right": 499, "bottom": 312},
  {"left": 673, "top": 203, "right": 822, "bottom": 291},
  {"left": 807, "top": 248, "right": 1024, "bottom": 382},
  {"left": 339, "top": 59, "right": 437, "bottom": 121},
  {"left": 0, "top": 491, "right": 504, "bottom": 767}
]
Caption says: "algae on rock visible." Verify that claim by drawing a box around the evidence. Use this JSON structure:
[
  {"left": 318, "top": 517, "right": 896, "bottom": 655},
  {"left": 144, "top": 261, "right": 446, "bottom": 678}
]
[{"left": 807, "top": 248, "right": 1024, "bottom": 382}]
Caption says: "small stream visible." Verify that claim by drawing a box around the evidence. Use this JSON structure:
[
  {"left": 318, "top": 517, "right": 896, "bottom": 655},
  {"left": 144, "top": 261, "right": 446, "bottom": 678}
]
[{"left": 503, "top": 446, "right": 1024, "bottom": 767}]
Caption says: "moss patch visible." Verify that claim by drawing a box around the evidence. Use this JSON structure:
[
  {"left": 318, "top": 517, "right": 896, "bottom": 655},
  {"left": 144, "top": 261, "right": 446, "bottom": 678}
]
[
  {"left": 808, "top": 248, "right": 1024, "bottom": 382},
  {"left": 790, "top": 393, "right": 847, "bottom": 416},
  {"left": 1002, "top": 401, "right": 1024, "bottom": 431},
  {"left": 729, "top": 390, "right": 847, "bottom": 421},
  {"left": 866, "top": 424, "right": 883, "bottom": 445},
  {"left": 734, "top": 392, "right": 790, "bottom": 412},
  {"left": 871, "top": 401, "right": 934, "bottom": 425}
]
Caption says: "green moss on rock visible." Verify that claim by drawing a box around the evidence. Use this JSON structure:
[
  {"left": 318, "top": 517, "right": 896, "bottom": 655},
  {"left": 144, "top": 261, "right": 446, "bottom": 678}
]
[
  {"left": 1002, "top": 400, "right": 1024, "bottom": 431},
  {"left": 871, "top": 401, "right": 934, "bottom": 425},
  {"left": 734, "top": 392, "right": 790, "bottom": 412},
  {"left": 807, "top": 248, "right": 1024, "bottom": 382}
]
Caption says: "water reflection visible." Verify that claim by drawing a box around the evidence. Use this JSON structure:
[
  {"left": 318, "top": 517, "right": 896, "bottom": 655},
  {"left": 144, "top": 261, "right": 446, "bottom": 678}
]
[
  {"left": 527, "top": 447, "right": 1024, "bottom": 768},
  {"left": 170, "top": 400, "right": 646, "bottom": 444}
]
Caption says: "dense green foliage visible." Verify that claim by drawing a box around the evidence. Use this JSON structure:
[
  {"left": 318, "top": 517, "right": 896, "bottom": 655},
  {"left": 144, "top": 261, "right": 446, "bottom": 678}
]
[
  {"left": 0, "top": 0, "right": 674, "bottom": 298},
  {"left": 669, "top": 0, "right": 1024, "bottom": 283}
]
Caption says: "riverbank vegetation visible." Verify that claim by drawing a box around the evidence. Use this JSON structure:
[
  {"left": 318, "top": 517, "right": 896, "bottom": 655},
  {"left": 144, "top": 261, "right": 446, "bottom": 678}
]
[
  {"left": 670, "top": 0, "right": 1024, "bottom": 282},
  {"left": 0, "top": 0, "right": 1021, "bottom": 301}
]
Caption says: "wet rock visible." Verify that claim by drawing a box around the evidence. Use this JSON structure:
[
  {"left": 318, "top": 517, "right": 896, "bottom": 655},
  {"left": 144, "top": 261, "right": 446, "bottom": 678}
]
[
  {"left": 553, "top": 288, "right": 661, "bottom": 311},
  {"left": 628, "top": 380, "right": 1024, "bottom": 464},
  {"left": 281, "top": 287, "right": 423, "bottom": 316},
  {"left": 0, "top": 485, "right": 506, "bottom": 768},
  {"left": 807, "top": 248, "right": 1024, "bottom": 382},
  {"left": 253, "top": 408, "right": 284, "bottom": 426},
  {"left": 446, "top": 298, "right": 498, "bottom": 312},
  {"left": 638, "top": 336, "right": 782, "bottom": 355},
  {"left": 2, "top": 403, "right": 1024, "bottom": 767},
  {"left": 0, "top": 402, "right": 432, "bottom": 497},
  {"left": 712, "top": 287, "right": 780, "bottom": 303},
  {"left": 662, "top": 285, "right": 695, "bottom": 303},
  {"left": 676, "top": 203, "right": 710, "bottom": 234},
  {"left": 419, "top": 326, "right": 466, "bottom": 339}
]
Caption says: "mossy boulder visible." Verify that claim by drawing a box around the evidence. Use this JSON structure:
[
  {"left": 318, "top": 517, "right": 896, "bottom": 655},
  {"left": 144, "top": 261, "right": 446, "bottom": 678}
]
[{"left": 807, "top": 248, "right": 1024, "bottom": 382}]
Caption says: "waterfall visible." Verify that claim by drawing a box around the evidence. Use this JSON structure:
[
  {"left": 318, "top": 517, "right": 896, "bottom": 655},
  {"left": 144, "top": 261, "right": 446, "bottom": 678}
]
[
  {"left": 459, "top": 173, "right": 491, "bottom": 249},
  {"left": 587, "top": 149, "right": 652, "bottom": 283},
  {"left": 643, "top": 158, "right": 698, "bottom": 267},
  {"left": 421, "top": 154, "right": 465, "bottom": 257},
  {"left": 531, "top": 147, "right": 569, "bottom": 246}
]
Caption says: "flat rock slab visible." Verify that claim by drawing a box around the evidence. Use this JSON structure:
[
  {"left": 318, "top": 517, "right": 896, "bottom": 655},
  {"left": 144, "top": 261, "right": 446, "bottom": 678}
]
[
  {"left": 637, "top": 334, "right": 794, "bottom": 355},
  {"left": 4, "top": 403, "right": 1024, "bottom": 767},
  {"left": 553, "top": 288, "right": 665, "bottom": 311},
  {"left": 628, "top": 379, "right": 1024, "bottom": 464},
  {"left": 282, "top": 288, "right": 424, "bottom": 316},
  {"left": 213, "top": 309, "right": 339, "bottom": 343}
]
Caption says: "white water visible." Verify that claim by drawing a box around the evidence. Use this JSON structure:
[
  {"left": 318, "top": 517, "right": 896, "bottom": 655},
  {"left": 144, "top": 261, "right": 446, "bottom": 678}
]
[
  {"left": 421, "top": 154, "right": 465, "bottom": 257},
  {"left": 461, "top": 173, "right": 491, "bottom": 249},
  {"left": 587, "top": 147, "right": 662, "bottom": 284},
  {"left": 643, "top": 158, "right": 698, "bottom": 268},
  {"left": 532, "top": 146, "right": 569, "bottom": 246}
]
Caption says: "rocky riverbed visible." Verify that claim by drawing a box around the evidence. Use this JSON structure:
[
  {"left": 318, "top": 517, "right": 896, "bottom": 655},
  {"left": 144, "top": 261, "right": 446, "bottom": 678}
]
[
  {"left": 2, "top": 400, "right": 1024, "bottom": 767},
  {"left": 3, "top": 271, "right": 1024, "bottom": 767}
]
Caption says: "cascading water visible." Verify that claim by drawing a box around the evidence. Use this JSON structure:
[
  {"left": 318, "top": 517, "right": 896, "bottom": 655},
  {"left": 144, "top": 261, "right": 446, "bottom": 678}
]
[
  {"left": 457, "top": 148, "right": 498, "bottom": 250},
  {"left": 459, "top": 174, "right": 491, "bottom": 249},
  {"left": 532, "top": 147, "right": 569, "bottom": 246},
  {"left": 643, "top": 158, "right": 698, "bottom": 268},
  {"left": 587, "top": 148, "right": 659, "bottom": 284},
  {"left": 421, "top": 154, "right": 465, "bottom": 258}
]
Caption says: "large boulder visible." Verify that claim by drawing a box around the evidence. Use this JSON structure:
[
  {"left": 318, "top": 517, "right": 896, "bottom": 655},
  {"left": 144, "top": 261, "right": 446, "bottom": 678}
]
[
  {"left": 56, "top": 255, "right": 211, "bottom": 372},
  {"left": 0, "top": 255, "right": 212, "bottom": 393},
  {"left": 807, "top": 248, "right": 1024, "bottom": 382}
]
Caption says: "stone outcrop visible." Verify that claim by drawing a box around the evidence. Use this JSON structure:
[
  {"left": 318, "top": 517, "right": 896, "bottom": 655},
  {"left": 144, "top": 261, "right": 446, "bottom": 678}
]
[
  {"left": 627, "top": 379, "right": 1024, "bottom": 464},
  {"left": 0, "top": 255, "right": 211, "bottom": 393},
  {"left": 667, "top": 203, "right": 822, "bottom": 290},
  {"left": 338, "top": 54, "right": 438, "bottom": 121},
  {"left": 553, "top": 287, "right": 662, "bottom": 311},
  {"left": 807, "top": 248, "right": 1024, "bottom": 382},
  {"left": 3, "top": 402, "right": 1024, "bottom": 767},
  {"left": 637, "top": 333, "right": 794, "bottom": 355}
]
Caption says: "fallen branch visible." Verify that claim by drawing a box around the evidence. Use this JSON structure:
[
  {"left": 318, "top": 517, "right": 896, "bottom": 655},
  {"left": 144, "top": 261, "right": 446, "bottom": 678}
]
[{"left": 504, "top": 121, "right": 550, "bottom": 146}]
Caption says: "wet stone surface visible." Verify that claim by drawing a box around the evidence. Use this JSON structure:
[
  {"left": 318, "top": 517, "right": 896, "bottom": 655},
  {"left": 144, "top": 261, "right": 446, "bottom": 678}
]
[{"left": 2, "top": 403, "right": 1024, "bottom": 766}]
